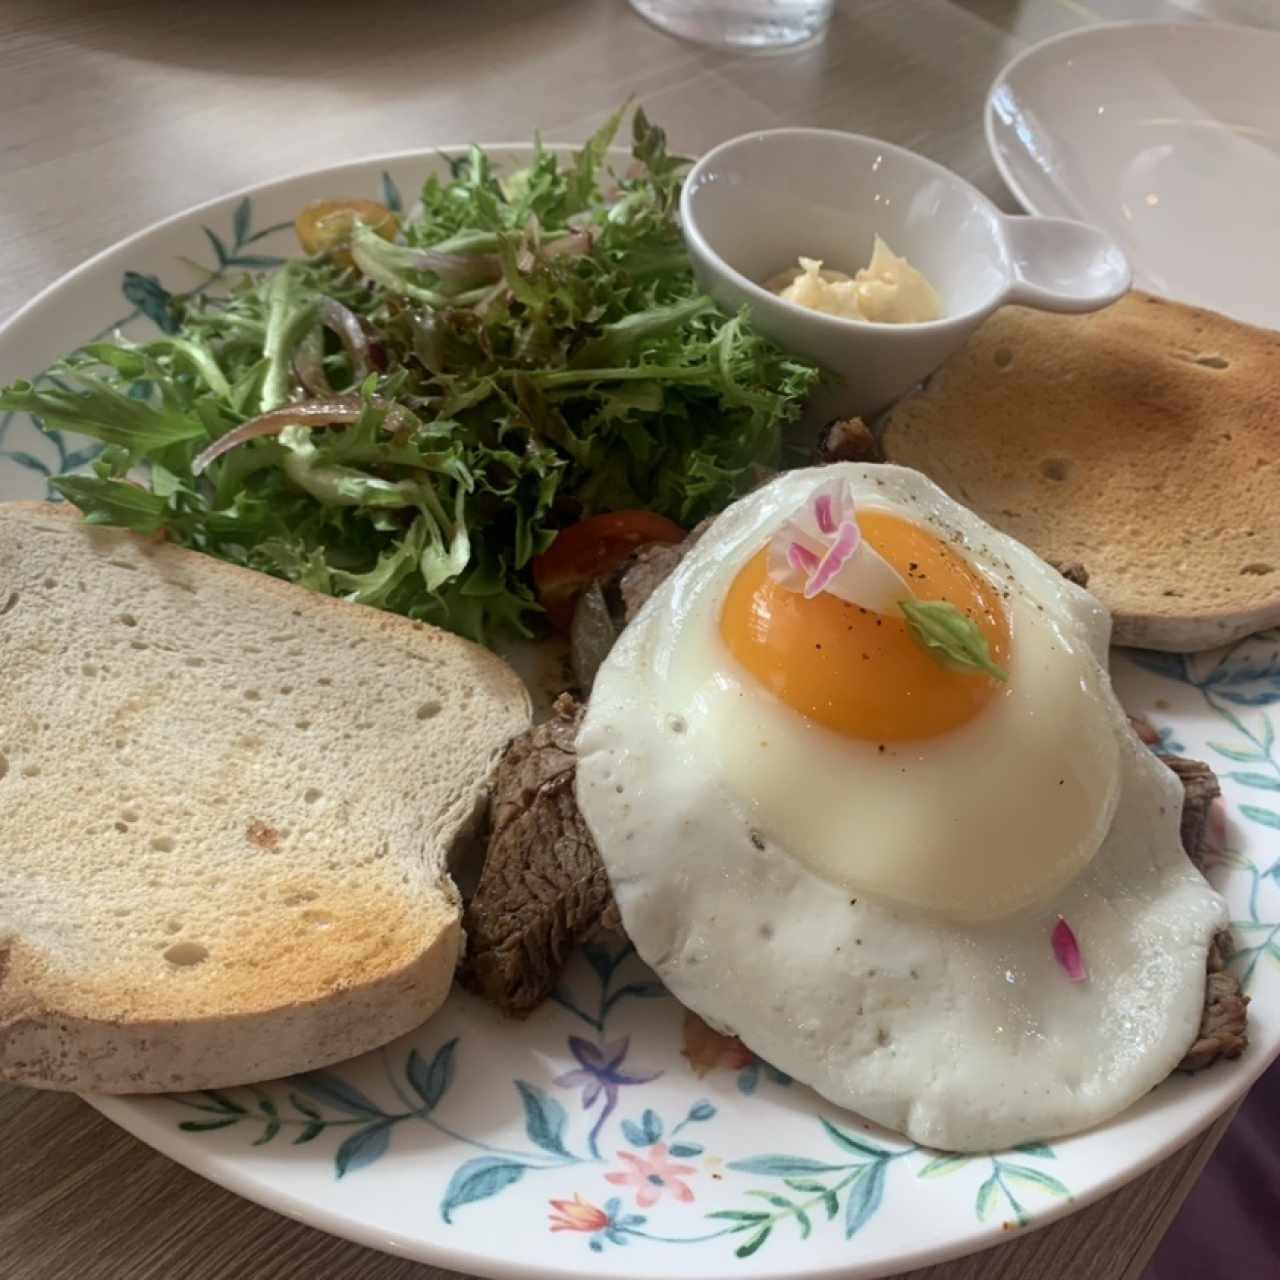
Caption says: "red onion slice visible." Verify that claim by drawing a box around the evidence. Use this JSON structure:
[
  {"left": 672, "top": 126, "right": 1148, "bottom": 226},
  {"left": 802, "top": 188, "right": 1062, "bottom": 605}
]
[
  {"left": 191, "top": 397, "right": 390, "bottom": 475},
  {"left": 319, "top": 298, "right": 372, "bottom": 380},
  {"left": 407, "top": 247, "right": 502, "bottom": 286},
  {"left": 292, "top": 330, "right": 332, "bottom": 398},
  {"left": 544, "top": 229, "right": 593, "bottom": 260}
]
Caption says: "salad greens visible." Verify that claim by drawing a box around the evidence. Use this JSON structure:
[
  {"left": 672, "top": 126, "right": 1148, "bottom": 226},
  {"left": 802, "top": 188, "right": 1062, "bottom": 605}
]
[{"left": 1, "top": 108, "right": 818, "bottom": 644}]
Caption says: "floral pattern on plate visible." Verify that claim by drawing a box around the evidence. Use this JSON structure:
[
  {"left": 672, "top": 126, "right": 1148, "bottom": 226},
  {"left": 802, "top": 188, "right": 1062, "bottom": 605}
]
[
  {"left": 1131, "top": 637, "right": 1280, "bottom": 987},
  {"left": 167, "top": 940, "right": 1073, "bottom": 1260}
]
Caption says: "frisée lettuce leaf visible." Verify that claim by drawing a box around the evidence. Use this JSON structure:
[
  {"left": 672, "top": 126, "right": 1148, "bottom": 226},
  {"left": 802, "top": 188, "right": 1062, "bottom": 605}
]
[{"left": 1, "top": 108, "right": 818, "bottom": 645}]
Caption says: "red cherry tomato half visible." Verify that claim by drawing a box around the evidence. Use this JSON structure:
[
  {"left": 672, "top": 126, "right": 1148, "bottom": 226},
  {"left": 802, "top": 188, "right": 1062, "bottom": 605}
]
[{"left": 532, "top": 510, "right": 686, "bottom": 631}]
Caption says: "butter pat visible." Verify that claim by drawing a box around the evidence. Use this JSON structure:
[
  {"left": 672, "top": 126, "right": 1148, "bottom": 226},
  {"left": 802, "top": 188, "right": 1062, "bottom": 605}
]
[{"left": 774, "top": 237, "right": 942, "bottom": 323}]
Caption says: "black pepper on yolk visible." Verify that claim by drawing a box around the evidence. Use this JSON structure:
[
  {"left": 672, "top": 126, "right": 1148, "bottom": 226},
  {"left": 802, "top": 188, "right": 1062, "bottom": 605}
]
[{"left": 719, "top": 511, "right": 1012, "bottom": 743}]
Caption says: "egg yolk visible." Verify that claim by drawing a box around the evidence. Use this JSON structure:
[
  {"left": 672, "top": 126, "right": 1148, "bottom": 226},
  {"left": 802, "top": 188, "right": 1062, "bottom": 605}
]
[{"left": 720, "top": 511, "right": 1011, "bottom": 743}]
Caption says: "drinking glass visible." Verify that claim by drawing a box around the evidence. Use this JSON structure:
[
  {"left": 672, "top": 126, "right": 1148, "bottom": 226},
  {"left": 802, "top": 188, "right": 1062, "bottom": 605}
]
[{"left": 629, "top": 0, "right": 834, "bottom": 49}]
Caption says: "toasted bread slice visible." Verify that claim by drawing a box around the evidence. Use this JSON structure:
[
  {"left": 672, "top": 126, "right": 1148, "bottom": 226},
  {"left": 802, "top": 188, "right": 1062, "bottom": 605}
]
[
  {"left": 880, "top": 292, "right": 1280, "bottom": 651},
  {"left": 0, "top": 502, "right": 530, "bottom": 1093}
]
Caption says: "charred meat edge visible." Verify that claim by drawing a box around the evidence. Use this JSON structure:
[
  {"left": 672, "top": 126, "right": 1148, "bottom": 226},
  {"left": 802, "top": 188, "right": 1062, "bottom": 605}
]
[{"left": 1146, "top": 746, "right": 1249, "bottom": 1073}]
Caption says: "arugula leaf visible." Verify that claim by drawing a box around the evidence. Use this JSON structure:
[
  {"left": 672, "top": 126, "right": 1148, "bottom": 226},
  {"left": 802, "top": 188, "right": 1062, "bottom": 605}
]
[
  {"left": 260, "top": 266, "right": 321, "bottom": 411},
  {"left": 76, "top": 337, "right": 231, "bottom": 401},
  {"left": 349, "top": 224, "right": 450, "bottom": 307},
  {"left": 566, "top": 106, "right": 625, "bottom": 214},
  {"left": 899, "top": 599, "right": 1008, "bottom": 682},
  {"left": 278, "top": 428, "right": 423, "bottom": 508},
  {"left": 52, "top": 475, "right": 169, "bottom": 533},
  {"left": 251, "top": 537, "right": 331, "bottom": 589},
  {"left": 494, "top": 234, "right": 544, "bottom": 310},
  {"left": 332, "top": 514, "right": 429, "bottom": 607},
  {"left": 570, "top": 295, "right": 713, "bottom": 368},
  {"left": 631, "top": 106, "right": 689, "bottom": 194},
  {"left": 0, "top": 376, "right": 205, "bottom": 451}
]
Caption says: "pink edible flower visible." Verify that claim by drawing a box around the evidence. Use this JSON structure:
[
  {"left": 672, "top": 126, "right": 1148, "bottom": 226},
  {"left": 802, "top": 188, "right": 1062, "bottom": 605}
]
[
  {"left": 766, "top": 476, "right": 911, "bottom": 615},
  {"left": 814, "top": 492, "right": 836, "bottom": 534},
  {"left": 787, "top": 542, "right": 820, "bottom": 575},
  {"left": 804, "top": 519, "right": 861, "bottom": 599},
  {"left": 1051, "top": 916, "right": 1087, "bottom": 984}
]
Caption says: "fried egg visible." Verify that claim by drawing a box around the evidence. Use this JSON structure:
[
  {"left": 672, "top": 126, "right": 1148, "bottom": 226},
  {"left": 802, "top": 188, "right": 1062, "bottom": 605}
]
[{"left": 576, "top": 464, "right": 1227, "bottom": 1151}]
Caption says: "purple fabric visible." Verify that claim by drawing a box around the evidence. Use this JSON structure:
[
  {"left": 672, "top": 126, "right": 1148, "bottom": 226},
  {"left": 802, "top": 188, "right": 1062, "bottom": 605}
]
[{"left": 1143, "top": 1065, "right": 1280, "bottom": 1279}]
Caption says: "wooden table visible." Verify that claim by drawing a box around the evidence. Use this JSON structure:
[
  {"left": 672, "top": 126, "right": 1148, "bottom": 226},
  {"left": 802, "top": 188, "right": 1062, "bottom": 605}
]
[{"left": 0, "top": 1, "right": 1247, "bottom": 1276}]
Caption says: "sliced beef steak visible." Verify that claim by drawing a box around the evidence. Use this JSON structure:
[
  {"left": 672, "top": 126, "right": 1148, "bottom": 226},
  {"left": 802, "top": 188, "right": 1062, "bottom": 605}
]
[
  {"left": 1181, "top": 938, "right": 1250, "bottom": 1072},
  {"left": 568, "top": 518, "right": 714, "bottom": 695},
  {"left": 459, "top": 694, "right": 619, "bottom": 1017},
  {"left": 816, "top": 417, "right": 880, "bottom": 465},
  {"left": 1159, "top": 753, "right": 1250, "bottom": 1073},
  {"left": 1049, "top": 560, "right": 1090, "bottom": 589},
  {"left": 614, "top": 542, "right": 687, "bottom": 622},
  {"left": 1162, "top": 754, "right": 1220, "bottom": 873},
  {"left": 606, "top": 515, "right": 713, "bottom": 626}
]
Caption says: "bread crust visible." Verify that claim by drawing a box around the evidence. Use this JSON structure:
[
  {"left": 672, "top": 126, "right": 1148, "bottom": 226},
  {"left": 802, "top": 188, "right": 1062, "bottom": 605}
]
[{"left": 0, "top": 913, "right": 460, "bottom": 1093}]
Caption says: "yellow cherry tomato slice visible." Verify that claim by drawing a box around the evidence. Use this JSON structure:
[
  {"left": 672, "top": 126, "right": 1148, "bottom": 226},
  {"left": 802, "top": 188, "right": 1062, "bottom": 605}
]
[{"left": 294, "top": 198, "right": 399, "bottom": 264}]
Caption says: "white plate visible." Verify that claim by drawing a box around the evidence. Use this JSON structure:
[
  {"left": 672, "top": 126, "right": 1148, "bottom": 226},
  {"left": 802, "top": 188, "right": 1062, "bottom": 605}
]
[
  {"left": 2, "top": 147, "right": 1278, "bottom": 1280},
  {"left": 985, "top": 21, "right": 1280, "bottom": 328}
]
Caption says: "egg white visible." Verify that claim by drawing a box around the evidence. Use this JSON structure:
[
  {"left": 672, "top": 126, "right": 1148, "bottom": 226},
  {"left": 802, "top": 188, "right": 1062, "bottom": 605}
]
[
  {"left": 664, "top": 467, "right": 1121, "bottom": 922},
  {"left": 576, "top": 464, "right": 1228, "bottom": 1151}
]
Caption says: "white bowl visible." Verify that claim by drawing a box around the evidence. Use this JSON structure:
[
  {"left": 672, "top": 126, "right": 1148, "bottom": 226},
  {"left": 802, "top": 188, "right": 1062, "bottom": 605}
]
[
  {"left": 680, "top": 128, "right": 1131, "bottom": 420},
  {"left": 985, "top": 21, "right": 1280, "bottom": 330}
]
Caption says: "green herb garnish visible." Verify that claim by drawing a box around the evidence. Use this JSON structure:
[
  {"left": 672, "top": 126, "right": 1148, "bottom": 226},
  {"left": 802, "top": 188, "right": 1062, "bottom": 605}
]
[{"left": 899, "top": 598, "right": 1008, "bottom": 682}]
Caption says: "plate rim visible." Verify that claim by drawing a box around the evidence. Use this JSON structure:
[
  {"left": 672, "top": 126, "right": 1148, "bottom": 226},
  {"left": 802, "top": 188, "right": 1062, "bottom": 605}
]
[
  {"left": 86, "top": 1083, "right": 1048, "bottom": 1280},
  {"left": 84, "top": 1001, "right": 1260, "bottom": 1280},
  {"left": 0, "top": 141, "right": 580, "bottom": 345}
]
